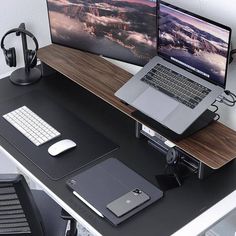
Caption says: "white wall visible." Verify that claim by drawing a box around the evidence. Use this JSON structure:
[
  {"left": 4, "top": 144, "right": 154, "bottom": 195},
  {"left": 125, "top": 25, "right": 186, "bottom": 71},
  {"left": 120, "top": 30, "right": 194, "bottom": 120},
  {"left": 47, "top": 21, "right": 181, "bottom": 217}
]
[
  {"left": 165, "top": 0, "right": 236, "bottom": 48},
  {"left": 0, "top": 0, "right": 236, "bottom": 78},
  {"left": 0, "top": 0, "right": 51, "bottom": 78}
]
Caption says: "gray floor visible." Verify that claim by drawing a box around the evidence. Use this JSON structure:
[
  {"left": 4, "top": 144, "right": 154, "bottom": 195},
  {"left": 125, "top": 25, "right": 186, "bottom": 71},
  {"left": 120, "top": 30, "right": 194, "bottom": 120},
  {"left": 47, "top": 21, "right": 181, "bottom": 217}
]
[
  {"left": 0, "top": 150, "right": 18, "bottom": 174},
  {"left": 203, "top": 208, "right": 236, "bottom": 236},
  {"left": 0, "top": 149, "right": 39, "bottom": 189}
]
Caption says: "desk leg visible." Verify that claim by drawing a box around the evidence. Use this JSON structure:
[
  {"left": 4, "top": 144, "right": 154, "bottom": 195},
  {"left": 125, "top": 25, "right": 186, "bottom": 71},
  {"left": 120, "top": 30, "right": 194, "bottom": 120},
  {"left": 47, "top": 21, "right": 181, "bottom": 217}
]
[
  {"left": 198, "top": 162, "right": 215, "bottom": 180},
  {"left": 41, "top": 62, "right": 58, "bottom": 77},
  {"left": 135, "top": 121, "right": 216, "bottom": 180},
  {"left": 135, "top": 121, "right": 142, "bottom": 139}
]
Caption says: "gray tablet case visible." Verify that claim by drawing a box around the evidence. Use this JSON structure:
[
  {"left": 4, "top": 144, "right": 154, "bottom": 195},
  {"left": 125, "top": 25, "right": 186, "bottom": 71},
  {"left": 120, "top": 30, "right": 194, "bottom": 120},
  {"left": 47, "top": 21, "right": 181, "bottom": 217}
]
[{"left": 67, "top": 158, "right": 163, "bottom": 225}]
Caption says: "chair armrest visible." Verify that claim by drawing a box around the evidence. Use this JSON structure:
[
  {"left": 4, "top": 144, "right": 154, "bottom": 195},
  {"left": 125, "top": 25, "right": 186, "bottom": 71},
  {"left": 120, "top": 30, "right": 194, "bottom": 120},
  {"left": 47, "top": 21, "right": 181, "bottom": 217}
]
[{"left": 61, "top": 208, "right": 77, "bottom": 236}]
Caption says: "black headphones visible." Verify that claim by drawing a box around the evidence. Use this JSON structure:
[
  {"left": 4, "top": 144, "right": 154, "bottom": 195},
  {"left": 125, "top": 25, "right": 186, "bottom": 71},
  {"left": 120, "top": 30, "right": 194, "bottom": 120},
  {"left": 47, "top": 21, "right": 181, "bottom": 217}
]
[{"left": 1, "top": 28, "right": 38, "bottom": 68}]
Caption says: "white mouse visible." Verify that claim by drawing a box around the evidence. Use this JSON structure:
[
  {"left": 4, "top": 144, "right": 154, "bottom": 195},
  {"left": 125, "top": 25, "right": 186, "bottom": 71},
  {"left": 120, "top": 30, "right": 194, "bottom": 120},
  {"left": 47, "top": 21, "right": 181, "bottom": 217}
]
[{"left": 48, "top": 139, "right": 76, "bottom": 157}]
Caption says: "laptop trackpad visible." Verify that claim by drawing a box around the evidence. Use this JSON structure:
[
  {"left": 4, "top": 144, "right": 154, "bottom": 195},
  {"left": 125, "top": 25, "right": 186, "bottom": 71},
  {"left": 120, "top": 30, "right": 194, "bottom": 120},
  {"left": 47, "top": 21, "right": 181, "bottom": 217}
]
[{"left": 132, "top": 88, "right": 179, "bottom": 122}]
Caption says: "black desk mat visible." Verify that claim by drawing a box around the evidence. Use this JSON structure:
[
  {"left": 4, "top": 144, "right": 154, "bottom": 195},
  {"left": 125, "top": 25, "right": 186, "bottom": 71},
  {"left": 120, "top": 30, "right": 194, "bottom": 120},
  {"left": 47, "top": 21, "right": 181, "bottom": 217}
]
[{"left": 0, "top": 90, "right": 118, "bottom": 180}]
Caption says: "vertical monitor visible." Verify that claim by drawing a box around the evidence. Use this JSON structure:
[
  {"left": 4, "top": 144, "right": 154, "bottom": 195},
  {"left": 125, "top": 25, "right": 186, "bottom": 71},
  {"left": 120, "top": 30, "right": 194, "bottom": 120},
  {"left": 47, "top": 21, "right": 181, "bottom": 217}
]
[{"left": 46, "top": 0, "right": 157, "bottom": 66}]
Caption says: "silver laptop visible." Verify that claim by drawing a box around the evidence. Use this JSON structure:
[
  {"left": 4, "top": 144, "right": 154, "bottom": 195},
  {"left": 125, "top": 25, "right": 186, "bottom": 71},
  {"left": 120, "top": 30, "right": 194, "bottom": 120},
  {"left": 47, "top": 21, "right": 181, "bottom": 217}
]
[{"left": 115, "top": 1, "right": 231, "bottom": 134}]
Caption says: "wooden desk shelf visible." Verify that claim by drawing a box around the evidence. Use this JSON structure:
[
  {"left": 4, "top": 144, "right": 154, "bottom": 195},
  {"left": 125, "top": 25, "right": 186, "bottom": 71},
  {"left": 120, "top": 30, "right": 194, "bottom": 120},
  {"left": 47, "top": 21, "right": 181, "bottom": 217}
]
[{"left": 38, "top": 44, "right": 236, "bottom": 170}]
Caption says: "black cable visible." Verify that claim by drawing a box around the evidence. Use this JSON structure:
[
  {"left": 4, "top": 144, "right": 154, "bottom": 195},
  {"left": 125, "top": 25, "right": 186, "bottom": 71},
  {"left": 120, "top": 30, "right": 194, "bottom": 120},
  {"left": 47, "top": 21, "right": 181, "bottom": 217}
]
[
  {"left": 222, "top": 98, "right": 235, "bottom": 106},
  {"left": 210, "top": 102, "right": 220, "bottom": 121},
  {"left": 214, "top": 113, "right": 220, "bottom": 121},
  {"left": 221, "top": 90, "right": 236, "bottom": 106},
  {"left": 215, "top": 90, "right": 236, "bottom": 107},
  {"left": 225, "top": 90, "right": 236, "bottom": 99},
  {"left": 229, "top": 49, "right": 236, "bottom": 64},
  {"left": 211, "top": 102, "right": 218, "bottom": 113}
]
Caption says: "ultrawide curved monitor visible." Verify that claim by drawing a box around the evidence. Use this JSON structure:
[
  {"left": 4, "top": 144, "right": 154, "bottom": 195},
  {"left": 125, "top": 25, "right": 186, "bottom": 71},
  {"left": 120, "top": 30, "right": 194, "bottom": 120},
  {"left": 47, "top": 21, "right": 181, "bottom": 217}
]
[{"left": 46, "top": 0, "right": 157, "bottom": 66}]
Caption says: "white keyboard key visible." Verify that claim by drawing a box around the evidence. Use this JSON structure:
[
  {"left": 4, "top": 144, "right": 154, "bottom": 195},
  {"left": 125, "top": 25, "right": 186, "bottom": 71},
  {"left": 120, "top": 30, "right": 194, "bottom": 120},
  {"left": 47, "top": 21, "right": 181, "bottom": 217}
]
[{"left": 3, "top": 106, "right": 61, "bottom": 146}]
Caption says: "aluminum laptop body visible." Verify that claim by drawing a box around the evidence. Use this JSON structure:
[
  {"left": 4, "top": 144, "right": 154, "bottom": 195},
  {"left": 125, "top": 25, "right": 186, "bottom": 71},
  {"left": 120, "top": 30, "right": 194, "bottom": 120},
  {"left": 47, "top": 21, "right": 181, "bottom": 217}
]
[{"left": 115, "top": 2, "right": 231, "bottom": 134}]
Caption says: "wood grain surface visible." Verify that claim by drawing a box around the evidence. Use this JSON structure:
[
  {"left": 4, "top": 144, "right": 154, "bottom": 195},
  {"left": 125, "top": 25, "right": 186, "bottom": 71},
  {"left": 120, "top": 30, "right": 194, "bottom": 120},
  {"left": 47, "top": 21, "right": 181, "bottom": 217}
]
[
  {"left": 38, "top": 44, "right": 236, "bottom": 169},
  {"left": 177, "top": 122, "right": 236, "bottom": 169},
  {"left": 38, "top": 44, "right": 135, "bottom": 115}
]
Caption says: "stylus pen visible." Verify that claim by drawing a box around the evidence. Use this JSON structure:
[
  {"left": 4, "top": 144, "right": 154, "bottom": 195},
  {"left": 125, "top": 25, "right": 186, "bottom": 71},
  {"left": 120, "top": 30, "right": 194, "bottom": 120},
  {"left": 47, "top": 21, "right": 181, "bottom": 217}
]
[{"left": 73, "top": 191, "right": 104, "bottom": 218}]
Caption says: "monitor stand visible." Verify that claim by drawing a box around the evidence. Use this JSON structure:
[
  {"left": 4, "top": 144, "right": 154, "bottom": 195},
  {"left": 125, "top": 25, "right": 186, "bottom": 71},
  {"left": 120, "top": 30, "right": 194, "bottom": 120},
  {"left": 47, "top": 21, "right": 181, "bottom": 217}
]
[
  {"left": 37, "top": 44, "right": 236, "bottom": 174},
  {"left": 132, "top": 109, "right": 216, "bottom": 141},
  {"left": 9, "top": 23, "right": 41, "bottom": 86},
  {"left": 10, "top": 67, "right": 41, "bottom": 86}
]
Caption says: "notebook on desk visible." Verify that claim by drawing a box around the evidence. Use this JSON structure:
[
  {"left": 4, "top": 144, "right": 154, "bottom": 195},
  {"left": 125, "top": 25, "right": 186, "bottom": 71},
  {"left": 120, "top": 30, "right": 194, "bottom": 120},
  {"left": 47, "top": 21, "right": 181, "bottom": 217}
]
[
  {"left": 115, "top": 2, "right": 231, "bottom": 134},
  {"left": 67, "top": 158, "right": 163, "bottom": 226}
]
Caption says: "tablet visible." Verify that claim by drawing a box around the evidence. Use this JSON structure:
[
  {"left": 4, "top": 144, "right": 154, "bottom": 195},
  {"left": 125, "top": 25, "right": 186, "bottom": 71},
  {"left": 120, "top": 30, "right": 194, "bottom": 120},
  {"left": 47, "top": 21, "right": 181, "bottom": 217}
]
[{"left": 67, "top": 158, "right": 163, "bottom": 225}]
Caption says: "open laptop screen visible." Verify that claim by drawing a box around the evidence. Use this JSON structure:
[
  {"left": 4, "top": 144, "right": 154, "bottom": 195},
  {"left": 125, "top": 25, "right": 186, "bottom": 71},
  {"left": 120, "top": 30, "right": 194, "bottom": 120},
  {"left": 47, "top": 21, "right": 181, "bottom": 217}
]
[{"left": 158, "top": 2, "right": 231, "bottom": 88}]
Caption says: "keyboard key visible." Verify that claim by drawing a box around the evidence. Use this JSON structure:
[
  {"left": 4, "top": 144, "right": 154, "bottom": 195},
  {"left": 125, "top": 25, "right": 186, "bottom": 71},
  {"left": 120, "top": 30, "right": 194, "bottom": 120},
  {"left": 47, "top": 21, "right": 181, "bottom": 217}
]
[
  {"left": 141, "top": 63, "right": 211, "bottom": 109},
  {"left": 3, "top": 106, "right": 61, "bottom": 146}
]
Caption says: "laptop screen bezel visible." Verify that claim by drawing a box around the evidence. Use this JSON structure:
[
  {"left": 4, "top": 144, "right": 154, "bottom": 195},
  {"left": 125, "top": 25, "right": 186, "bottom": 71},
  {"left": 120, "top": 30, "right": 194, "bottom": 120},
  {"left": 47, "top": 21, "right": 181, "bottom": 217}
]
[{"left": 157, "top": 1, "right": 232, "bottom": 89}]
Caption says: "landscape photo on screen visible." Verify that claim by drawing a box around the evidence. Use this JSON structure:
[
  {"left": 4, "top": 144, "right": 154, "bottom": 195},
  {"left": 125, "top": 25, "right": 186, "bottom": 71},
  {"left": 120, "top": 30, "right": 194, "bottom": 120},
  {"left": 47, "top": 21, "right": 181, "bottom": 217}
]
[
  {"left": 47, "top": 0, "right": 157, "bottom": 65},
  {"left": 159, "top": 4, "right": 230, "bottom": 86}
]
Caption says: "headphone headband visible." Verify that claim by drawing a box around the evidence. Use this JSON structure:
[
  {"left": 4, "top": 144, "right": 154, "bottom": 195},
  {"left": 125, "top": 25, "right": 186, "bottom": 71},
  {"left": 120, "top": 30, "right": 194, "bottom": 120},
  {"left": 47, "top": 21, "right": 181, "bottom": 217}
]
[{"left": 1, "top": 28, "right": 38, "bottom": 51}]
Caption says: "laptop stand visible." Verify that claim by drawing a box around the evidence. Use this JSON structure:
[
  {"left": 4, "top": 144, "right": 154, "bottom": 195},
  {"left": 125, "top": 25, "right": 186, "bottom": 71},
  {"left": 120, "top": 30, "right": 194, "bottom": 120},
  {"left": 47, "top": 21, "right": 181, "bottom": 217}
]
[
  {"left": 134, "top": 110, "right": 218, "bottom": 180},
  {"left": 132, "top": 109, "right": 216, "bottom": 141}
]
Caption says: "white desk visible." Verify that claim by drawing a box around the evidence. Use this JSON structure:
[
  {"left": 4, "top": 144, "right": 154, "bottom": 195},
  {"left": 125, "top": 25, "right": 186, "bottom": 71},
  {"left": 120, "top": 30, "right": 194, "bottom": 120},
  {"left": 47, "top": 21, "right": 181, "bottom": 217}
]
[
  {"left": 172, "top": 190, "right": 236, "bottom": 236},
  {"left": 0, "top": 60, "right": 236, "bottom": 236}
]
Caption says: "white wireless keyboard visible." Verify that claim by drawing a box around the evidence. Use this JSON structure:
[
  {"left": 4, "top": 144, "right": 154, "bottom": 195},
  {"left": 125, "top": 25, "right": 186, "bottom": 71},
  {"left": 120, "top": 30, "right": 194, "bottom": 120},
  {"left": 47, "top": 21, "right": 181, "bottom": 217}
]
[{"left": 3, "top": 106, "right": 61, "bottom": 146}]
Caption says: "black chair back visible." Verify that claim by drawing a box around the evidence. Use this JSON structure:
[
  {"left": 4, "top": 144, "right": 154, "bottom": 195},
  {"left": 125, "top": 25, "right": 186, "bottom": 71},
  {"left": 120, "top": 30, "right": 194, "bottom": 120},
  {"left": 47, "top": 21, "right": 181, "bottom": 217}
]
[{"left": 0, "top": 174, "right": 44, "bottom": 236}]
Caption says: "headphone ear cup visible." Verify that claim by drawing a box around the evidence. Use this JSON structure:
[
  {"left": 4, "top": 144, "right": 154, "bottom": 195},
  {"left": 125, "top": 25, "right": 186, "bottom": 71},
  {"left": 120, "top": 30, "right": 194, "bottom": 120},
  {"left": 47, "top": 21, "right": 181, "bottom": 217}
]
[
  {"left": 5, "top": 47, "right": 16, "bottom": 67},
  {"left": 26, "top": 49, "right": 37, "bottom": 68}
]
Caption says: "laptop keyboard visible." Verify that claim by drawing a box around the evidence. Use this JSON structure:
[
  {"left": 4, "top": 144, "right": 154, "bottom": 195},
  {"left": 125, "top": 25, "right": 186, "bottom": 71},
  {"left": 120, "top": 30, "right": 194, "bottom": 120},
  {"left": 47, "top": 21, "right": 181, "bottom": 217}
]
[{"left": 141, "top": 64, "right": 211, "bottom": 109}]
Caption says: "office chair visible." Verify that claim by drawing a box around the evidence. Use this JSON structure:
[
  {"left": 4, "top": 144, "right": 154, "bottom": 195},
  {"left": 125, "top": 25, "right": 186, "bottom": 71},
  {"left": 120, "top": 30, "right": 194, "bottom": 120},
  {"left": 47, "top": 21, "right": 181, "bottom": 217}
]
[{"left": 0, "top": 174, "right": 77, "bottom": 236}]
